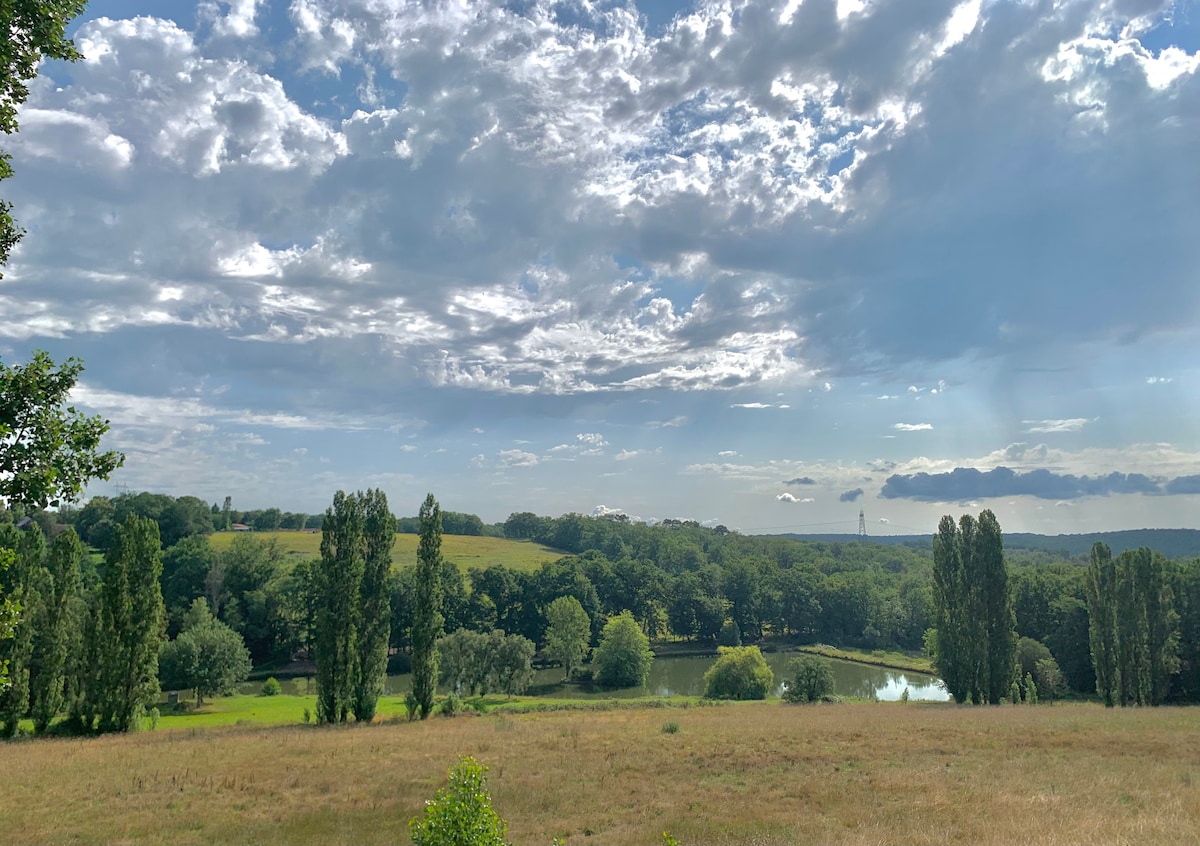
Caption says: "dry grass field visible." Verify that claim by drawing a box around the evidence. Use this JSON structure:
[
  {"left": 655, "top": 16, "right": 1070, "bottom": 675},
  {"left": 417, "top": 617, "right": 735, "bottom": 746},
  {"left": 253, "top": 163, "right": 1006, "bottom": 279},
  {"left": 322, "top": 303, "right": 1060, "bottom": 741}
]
[
  {"left": 5, "top": 701, "right": 1200, "bottom": 846},
  {"left": 208, "top": 531, "right": 563, "bottom": 573}
]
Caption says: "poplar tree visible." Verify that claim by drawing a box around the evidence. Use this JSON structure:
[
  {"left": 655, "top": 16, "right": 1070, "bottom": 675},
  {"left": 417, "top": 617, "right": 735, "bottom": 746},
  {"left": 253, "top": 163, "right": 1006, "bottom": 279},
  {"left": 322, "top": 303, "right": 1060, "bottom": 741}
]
[
  {"left": 930, "top": 510, "right": 1015, "bottom": 704},
  {"left": 0, "top": 525, "right": 40, "bottom": 735},
  {"left": 412, "top": 493, "right": 444, "bottom": 719},
  {"left": 29, "top": 528, "right": 83, "bottom": 733},
  {"left": 1086, "top": 542, "right": 1120, "bottom": 707},
  {"left": 352, "top": 488, "right": 395, "bottom": 723},
  {"left": 314, "top": 491, "right": 365, "bottom": 724},
  {"left": 91, "top": 516, "right": 165, "bottom": 732}
]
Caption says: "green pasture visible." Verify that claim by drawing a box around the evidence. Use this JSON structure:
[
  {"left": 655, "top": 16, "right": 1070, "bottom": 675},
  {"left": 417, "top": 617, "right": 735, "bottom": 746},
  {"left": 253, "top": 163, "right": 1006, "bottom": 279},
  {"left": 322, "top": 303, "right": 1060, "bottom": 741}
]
[{"left": 208, "top": 531, "right": 563, "bottom": 573}]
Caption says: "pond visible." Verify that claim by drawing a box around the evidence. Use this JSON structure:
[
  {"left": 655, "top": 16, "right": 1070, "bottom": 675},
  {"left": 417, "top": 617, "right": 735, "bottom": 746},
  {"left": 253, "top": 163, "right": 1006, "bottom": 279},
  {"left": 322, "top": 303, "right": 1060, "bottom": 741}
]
[{"left": 249, "top": 651, "right": 948, "bottom": 702}]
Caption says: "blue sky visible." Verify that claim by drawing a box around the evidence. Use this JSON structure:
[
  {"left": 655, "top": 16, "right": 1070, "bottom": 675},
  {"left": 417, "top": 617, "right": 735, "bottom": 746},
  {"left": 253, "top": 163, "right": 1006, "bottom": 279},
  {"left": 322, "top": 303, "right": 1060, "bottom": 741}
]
[{"left": 2, "top": 0, "right": 1199, "bottom": 533}]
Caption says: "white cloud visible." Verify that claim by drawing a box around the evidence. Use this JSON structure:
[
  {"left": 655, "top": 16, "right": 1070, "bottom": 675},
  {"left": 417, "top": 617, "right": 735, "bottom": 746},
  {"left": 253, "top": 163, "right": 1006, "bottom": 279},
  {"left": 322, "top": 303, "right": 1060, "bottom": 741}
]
[
  {"left": 1147, "top": 376, "right": 1174, "bottom": 385},
  {"left": 1023, "top": 418, "right": 1090, "bottom": 434},
  {"left": 576, "top": 433, "right": 607, "bottom": 447},
  {"left": 497, "top": 449, "right": 539, "bottom": 468},
  {"left": 893, "top": 423, "right": 933, "bottom": 432}
]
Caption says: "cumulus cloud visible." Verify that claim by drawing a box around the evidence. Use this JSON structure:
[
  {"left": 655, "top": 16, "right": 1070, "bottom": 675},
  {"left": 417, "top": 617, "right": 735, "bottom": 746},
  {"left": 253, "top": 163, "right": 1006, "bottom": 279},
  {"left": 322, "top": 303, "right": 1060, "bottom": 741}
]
[
  {"left": 839, "top": 488, "right": 865, "bottom": 502},
  {"left": 1147, "top": 376, "right": 1174, "bottom": 385},
  {"left": 497, "top": 449, "right": 539, "bottom": 468},
  {"left": 777, "top": 492, "right": 815, "bottom": 503},
  {"left": 880, "top": 466, "right": 1176, "bottom": 501},
  {"left": 893, "top": 423, "right": 933, "bottom": 432}
]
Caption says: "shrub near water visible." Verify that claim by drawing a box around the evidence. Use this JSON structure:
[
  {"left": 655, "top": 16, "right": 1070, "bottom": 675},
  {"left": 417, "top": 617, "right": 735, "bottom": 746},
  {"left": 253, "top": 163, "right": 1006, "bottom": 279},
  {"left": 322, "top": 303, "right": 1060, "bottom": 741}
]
[
  {"left": 703, "top": 646, "right": 773, "bottom": 700},
  {"left": 782, "top": 655, "right": 834, "bottom": 703}
]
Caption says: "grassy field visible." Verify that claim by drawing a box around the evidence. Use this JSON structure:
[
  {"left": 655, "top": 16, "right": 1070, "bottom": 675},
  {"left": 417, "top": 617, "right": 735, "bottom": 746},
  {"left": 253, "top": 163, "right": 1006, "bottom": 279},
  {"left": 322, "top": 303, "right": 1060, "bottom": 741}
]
[
  {"left": 208, "top": 531, "right": 562, "bottom": 573},
  {"left": 6, "top": 701, "right": 1199, "bottom": 845}
]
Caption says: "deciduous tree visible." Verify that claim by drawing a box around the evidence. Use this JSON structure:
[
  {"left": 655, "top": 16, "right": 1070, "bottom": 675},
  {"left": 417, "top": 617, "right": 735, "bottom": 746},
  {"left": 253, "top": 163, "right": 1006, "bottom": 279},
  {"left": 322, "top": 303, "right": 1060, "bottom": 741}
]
[
  {"left": 544, "top": 595, "right": 590, "bottom": 680},
  {"left": 413, "top": 493, "right": 444, "bottom": 719},
  {"left": 593, "top": 610, "right": 653, "bottom": 688},
  {"left": 159, "top": 599, "right": 251, "bottom": 706}
]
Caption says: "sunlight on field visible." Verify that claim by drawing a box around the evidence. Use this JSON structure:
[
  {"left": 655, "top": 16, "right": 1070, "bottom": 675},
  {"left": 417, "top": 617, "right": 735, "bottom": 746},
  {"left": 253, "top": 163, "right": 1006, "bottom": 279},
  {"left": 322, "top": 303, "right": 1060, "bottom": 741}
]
[
  {"left": 6, "top": 702, "right": 1200, "bottom": 846},
  {"left": 208, "top": 531, "right": 562, "bottom": 573}
]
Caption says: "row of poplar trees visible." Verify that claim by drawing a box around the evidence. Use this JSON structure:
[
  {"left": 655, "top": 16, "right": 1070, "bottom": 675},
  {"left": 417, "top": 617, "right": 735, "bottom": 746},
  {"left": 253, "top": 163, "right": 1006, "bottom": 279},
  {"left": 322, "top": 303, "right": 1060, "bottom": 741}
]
[
  {"left": 0, "top": 516, "right": 164, "bottom": 735},
  {"left": 1086, "top": 543, "right": 1179, "bottom": 707},
  {"left": 929, "top": 510, "right": 1017, "bottom": 705},
  {"left": 312, "top": 490, "right": 444, "bottom": 723}
]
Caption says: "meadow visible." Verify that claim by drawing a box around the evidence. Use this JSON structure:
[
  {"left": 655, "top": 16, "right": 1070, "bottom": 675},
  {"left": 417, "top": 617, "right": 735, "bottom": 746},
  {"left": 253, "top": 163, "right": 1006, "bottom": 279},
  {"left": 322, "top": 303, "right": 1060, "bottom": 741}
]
[
  {"left": 6, "top": 701, "right": 1199, "bottom": 845},
  {"left": 207, "top": 531, "right": 562, "bottom": 573}
]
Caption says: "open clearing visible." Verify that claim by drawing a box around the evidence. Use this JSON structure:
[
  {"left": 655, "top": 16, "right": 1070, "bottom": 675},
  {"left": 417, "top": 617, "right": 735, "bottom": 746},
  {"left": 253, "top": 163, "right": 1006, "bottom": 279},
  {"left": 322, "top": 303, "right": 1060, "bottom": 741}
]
[
  {"left": 208, "top": 531, "right": 563, "bottom": 573},
  {"left": 6, "top": 701, "right": 1199, "bottom": 845}
]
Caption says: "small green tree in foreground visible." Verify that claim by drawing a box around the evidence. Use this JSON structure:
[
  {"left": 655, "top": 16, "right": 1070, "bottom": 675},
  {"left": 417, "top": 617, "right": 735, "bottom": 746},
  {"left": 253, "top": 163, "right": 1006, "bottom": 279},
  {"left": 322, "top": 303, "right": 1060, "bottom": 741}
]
[
  {"left": 782, "top": 655, "right": 834, "bottom": 703},
  {"left": 410, "top": 756, "right": 510, "bottom": 846},
  {"left": 703, "top": 645, "right": 773, "bottom": 700},
  {"left": 592, "top": 610, "right": 653, "bottom": 688}
]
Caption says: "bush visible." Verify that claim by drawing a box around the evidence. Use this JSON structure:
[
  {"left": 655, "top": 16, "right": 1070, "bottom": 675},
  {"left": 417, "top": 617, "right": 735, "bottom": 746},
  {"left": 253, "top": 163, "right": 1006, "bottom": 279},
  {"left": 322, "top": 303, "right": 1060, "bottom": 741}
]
[
  {"left": 717, "top": 620, "right": 741, "bottom": 647},
  {"left": 661, "top": 720, "right": 680, "bottom": 734},
  {"left": 405, "top": 691, "right": 420, "bottom": 722},
  {"left": 703, "top": 646, "right": 773, "bottom": 700},
  {"left": 410, "top": 757, "right": 510, "bottom": 846},
  {"left": 260, "top": 677, "right": 282, "bottom": 697},
  {"left": 441, "top": 691, "right": 462, "bottom": 717},
  {"left": 592, "top": 611, "right": 654, "bottom": 688},
  {"left": 782, "top": 655, "right": 834, "bottom": 703}
]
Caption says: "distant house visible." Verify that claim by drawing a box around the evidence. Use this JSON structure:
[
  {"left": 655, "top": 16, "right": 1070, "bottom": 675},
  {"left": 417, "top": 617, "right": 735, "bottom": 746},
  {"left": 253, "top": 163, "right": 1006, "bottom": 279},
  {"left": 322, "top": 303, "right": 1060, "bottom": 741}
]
[{"left": 231, "top": 523, "right": 253, "bottom": 532}]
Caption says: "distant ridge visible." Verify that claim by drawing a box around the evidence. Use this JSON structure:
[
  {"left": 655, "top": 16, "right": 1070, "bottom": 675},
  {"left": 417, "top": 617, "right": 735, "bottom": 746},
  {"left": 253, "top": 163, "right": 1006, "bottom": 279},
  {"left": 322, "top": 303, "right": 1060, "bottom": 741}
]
[{"left": 770, "top": 529, "right": 1200, "bottom": 560}]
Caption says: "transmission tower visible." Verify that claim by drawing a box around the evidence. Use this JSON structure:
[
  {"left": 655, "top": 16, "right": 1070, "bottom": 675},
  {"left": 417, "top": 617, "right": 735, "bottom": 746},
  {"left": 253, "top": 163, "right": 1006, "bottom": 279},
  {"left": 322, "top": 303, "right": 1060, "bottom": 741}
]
[{"left": 858, "top": 509, "right": 867, "bottom": 537}]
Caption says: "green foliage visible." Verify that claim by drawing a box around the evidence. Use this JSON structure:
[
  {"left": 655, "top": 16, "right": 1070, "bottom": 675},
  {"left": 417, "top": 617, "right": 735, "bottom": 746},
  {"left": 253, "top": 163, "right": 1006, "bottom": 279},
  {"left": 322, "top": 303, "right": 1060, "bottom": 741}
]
[
  {"left": 159, "top": 599, "right": 251, "bottom": 706},
  {"left": 440, "top": 691, "right": 462, "bottom": 717},
  {"left": 1015, "top": 637, "right": 1053, "bottom": 680},
  {"left": 0, "top": 352, "right": 124, "bottom": 511},
  {"left": 353, "top": 488, "right": 394, "bottom": 723},
  {"left": 782, "top": 654, "right": 835, "bottom": 703},
  {"left": 0, "top": 1, "right": 89, "bottom": 269},
  {"left": 1023, "top": 672, "right": 1038, "bottom": 705},
  {"left": 593, "top": 611, "right": 653, "bottom": 688},
  {"left": 1088, "top": 544, "right": 1180, "bottom": 706},
  {"left": 1034, "top": 657, "right": 1065, "bottom": 702},
  {"left": 413, "top": 493, "right": 445, "bottom": 719},
  {"left": 29, "top": 528, "right": 82, "bottom": 732},
  {"left": 314, "top": 491, "right": 364, "bottom": 724},
  {"left": 438, "top": 628, "right": 534, "bottom": 697},
  {"left": 661, "top": 720, "right": 680, "bottom": 734},
  {"left": 260, "top": 677, "right": 281, "bottom": 697},
  {"left": 87, "top": 515, "right": 166, "bottom": 732},
  {"left": 409, "top": 757, "right": 510, "bottom": 846},
  {"left": 931, "top": 510, "right": 1015, "bottom": 704},
  {"left": 717, "top": 619, "right": 741, "bottom": 647},
  {"left": 703, "top": 645, "right": 774, "bottom": 700},
  {"left": 544, "top": 595, "right": 591, "bottom": 679}
]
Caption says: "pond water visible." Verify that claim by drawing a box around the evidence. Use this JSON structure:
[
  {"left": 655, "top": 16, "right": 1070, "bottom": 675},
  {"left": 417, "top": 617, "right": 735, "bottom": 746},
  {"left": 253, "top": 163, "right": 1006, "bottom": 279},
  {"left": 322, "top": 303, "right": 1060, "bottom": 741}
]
[{"left": 249, "top": 651, "right": 948, "bottom": 702}]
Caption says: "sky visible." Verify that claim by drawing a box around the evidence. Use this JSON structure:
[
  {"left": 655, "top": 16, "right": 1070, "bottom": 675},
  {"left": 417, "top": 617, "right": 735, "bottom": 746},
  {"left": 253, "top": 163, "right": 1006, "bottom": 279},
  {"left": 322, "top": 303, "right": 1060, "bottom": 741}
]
[{"left": 2, "top": 0, "right": 1199, "bottom": 535}]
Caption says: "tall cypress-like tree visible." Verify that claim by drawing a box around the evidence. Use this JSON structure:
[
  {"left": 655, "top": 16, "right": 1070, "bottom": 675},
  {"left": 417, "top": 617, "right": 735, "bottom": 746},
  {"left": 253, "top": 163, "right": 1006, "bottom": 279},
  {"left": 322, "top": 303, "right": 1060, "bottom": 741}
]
[
  {"left": 930, "top": 510, "right": 1015, "bottom": 705},
  {"left": 1086, "top": 542, "right": 1120, "bottom": 707},
  {"left": 90, "top": 515, "right": 165, "bottom": 732},
  {"left": 352, "top": 488, "right": 395, "bottom": 723},
  {"left": 0, "top": 525, "right": 41, "bottom": 735},
  {"left": 412, "top": 493, "right": 444, "bottom": 719},
  {"left": 314, "top": 491, "right": 365, "bottom": 724},
  {"left": 28, "top": 528, "right": 83, "bottom": 733}
]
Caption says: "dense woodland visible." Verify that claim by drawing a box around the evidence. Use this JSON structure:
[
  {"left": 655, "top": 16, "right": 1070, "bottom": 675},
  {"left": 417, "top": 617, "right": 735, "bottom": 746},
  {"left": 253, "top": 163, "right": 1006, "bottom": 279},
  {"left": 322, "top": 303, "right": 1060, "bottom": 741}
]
[{"left": 3, "top": 487, "right": 1200, "bottom": 736}]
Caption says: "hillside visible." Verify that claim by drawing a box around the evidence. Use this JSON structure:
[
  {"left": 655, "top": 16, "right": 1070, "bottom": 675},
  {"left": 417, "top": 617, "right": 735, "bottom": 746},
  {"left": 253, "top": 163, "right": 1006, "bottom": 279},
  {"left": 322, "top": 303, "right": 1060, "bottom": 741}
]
[
  {"left": 777, "top": 528, "right": 1200, "bottom": 559},
  {"left": 208, "top": 531, "right": 564, "bottom": 573}
]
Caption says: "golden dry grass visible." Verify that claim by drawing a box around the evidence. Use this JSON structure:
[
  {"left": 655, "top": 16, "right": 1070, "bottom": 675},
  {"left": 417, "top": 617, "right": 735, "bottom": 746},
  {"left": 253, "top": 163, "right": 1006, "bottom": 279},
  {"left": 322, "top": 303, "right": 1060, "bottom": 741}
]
[
  {"left": 208, "top": 531, "right": 562, "bottom": 573},
  {"left": 5, "top": 702, "right": 1200, "bottom": 845}
]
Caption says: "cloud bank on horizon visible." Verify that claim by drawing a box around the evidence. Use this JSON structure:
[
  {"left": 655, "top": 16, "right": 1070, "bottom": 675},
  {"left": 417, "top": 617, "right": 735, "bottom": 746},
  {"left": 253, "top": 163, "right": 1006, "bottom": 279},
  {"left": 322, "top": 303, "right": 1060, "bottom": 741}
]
[{"left": 1, "top": 0, "right": 1198, "bottom": 534}]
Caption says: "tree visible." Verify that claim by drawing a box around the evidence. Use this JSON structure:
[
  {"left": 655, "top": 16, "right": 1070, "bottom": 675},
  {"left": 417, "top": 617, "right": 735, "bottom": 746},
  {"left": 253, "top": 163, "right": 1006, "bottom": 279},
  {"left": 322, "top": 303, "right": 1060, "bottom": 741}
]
[
  {"left": 544, "top": 595, "right": 590, "bottom": 680},
  {"left": 313, "top": 491, "right": 365, "bottom": 724},
  {"left": 592, "top": 610, "right": 653, "bottom": 688},
  {"left": 703, "top": 645, "right": 774, "bottom": 700},
  {"left": 930, "top": 510, "right": 1015, "bottom": 704},
  {"left": 413, "top": 493, "right": 445, "bottom": 719},
  {"left": 409, "top": 757, "right": 510, "bottom": 846},
  {"left": 88, "top": 515, "right": 165, "bottom": 732},
  {"left": 28, "top": 527, "right": 82, "bottom": 732},
  {"left": 1, "top": 1, "right": 89, "bottom": 270},
  {"left": 0, "top": 352, "right": 124, "bottom": 513},
  {"left": 159, "top": 599, "right": 251, "bottom": 706},
  {"left": 782, "top": 654, "right": 835, "bottom": 703},
  {"left": 158, "top": 496, "right": 214, "bottom": 548},
  {"left": 0, "top": 525, "right": 40, "bottom": 733},
  {"left": 489, "top": 629, "right": 535, "bottom": 697},
  {"left": 352, "top": 488, "right": 394, "bottom": 723},
  {"left": 1086, "top": 542, "right": 1120, "bottom": 706}
]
